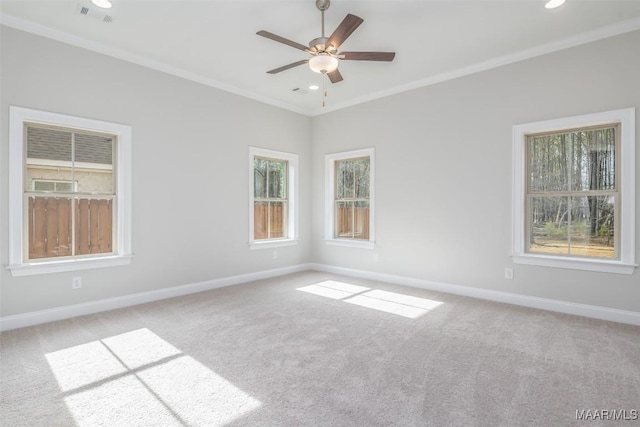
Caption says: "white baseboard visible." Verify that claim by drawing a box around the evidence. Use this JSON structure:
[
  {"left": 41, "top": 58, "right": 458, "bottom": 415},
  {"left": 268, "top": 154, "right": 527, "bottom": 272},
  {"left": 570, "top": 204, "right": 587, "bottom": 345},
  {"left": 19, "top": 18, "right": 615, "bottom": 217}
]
[
  {"left": 308, "top": 263, "right": 640, "bottom": 326},
  {"left": 2, "top": 262, "right": 638, "bottom": 331},
  {"left": 0, "top": 263, "right": 313, "bottom": 332}
]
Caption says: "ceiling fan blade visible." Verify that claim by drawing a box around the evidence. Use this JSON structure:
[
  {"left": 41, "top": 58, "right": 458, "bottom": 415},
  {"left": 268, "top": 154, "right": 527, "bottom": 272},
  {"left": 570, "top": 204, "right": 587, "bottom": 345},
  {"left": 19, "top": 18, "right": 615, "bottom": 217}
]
[
  {"left": 326, "top": 14, "right": 364, "bottom": 51},
  {"left": 340, "top": 51, "right": 396, "bottom": 62},
  {"left": 257, "top": 30, "right": 308, "bottom": 51},
  {"left": 266, "top": 59, "right": 308, "bottom": 74},
  {"left": 327, "top": 69, "right": 343, "bottom": 84}
]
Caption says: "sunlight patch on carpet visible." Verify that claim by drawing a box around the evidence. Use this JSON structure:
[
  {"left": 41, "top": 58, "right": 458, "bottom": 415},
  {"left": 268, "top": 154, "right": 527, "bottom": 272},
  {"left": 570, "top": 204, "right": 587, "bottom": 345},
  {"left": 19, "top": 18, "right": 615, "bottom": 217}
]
[
  {"left": 62, "top": 375, "right": 179, "bottom": 426},
  {"left": 298, "top": 281, "right": 443, "bottom": 318},
  {"left": 137, "top": 355, "right": 260, "bottom": 426},
  {"left": 345, "top": 290, "right": 443, "bottom": 319},
  {"left": 297, "top": 280, "right": 370, "bottom": 299},
  {"left": 101, "top": 328, "right": 181, "bottom": 370},
  {"left": 45, "top": 328, "right": 261, "bottom": 426},
  {"left": 45, "top": 340, "right": 128, "bottom": 392}
]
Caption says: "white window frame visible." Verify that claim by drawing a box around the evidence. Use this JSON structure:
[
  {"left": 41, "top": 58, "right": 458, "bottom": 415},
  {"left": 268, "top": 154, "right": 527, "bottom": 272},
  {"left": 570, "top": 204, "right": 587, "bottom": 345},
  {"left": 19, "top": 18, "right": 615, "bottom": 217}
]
[
  {"left": 248, "top": 147, "right": 298, "bottom": 249},
  {"left": 8, "top": 106, "right": 132, "bottom": 276},
  {"left": 325, "top": 148, "right": 375, "bottom": 249},
  {"left": 512, "top": 108, "right": 635, "bottom": 274}
]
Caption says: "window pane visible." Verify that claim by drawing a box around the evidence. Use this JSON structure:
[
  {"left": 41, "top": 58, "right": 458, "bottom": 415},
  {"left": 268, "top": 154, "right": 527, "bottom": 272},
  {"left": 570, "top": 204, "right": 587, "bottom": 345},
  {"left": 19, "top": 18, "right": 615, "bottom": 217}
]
[
  {"left": 26, "top": 126, "right": 73, "bottom": 187},
  {"left": 75, "top": 133, "right": 114, "bottom": 194},
  {"left": 354, "top": 201, "right": 370, "bottom": 240},
  {"left": 75, "top": 198, "right": 113, "bottom": 255},
  {"left": 336, "top": 160, "right": 354, "bottom": 199},
  {"left": 572, "top": 127, "right": 616, "bottom": 191},
  {"left": 528, "top": 196, "right": 569, "bottom": 255},
  {"left": 355, "top": 158, "right": 370, "bottom": 199},
  {"left": 28, "top": 196, "right": 72, "bottom": 259},
  {"left": 55, "top": 182, "right": 75, "bottom": 192},
  {"left": 569, "top": 196, "right": 615, "bottom": 258},
  {"left": 254, "top": 201, "right": 287, "bottom": 240},
  {"left": 254, "top": 201, "right": 269, "bottom": 239},
  {"left": 33, "top": 181, "right": 55, "bottom": 192},
  {"left": 529, "top": 134, "right": 570, "bottom": 192},
  {"left": 335, "top": 201, "right": 370, "bottom": 240},
  {"left": 336, "top": 201, "right": 353, "bottom": 238},
  {"left": 336, "top": 162, "right": 344, "bottom": 199},
  {"left": 268, "top": 201, "right": 286, "bottom": 238},
  {"left": 267, "top": 160, "right": 287, "bottom": 199},
  {"left": 253, "top": 154, "right": 290, "bottom": 241},
  {"left": 254, "top": 158, "right": 267, "bottom": 198}
]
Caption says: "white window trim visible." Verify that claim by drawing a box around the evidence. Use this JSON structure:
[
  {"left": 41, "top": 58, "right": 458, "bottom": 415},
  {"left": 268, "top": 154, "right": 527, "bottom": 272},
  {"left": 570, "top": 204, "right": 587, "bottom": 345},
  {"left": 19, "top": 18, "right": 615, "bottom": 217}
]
[
  {"left": 8, "top": 106, "right": 133, "bottom": 276},
  {"left": 325, "top": 148, "right": 375, "bottom": 250},
  {"left": 512, "top": 108, "right": 636, "bottom": 274},
  {"left": 248, "top": 147, "right": 298, "bottom": 249}
]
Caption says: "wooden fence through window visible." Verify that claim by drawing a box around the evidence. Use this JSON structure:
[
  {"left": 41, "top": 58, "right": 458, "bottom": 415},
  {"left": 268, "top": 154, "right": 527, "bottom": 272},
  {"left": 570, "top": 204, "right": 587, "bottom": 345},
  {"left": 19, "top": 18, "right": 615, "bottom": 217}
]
[
  {"left": 254, "top": 205, "right": 369, "bottom": 240},
  {"left": 28, "top": 197, "right": 113, "bottom": 259},
  {"left": 337, "top": 207, "right": 370, "bottom": 240},
  {"left": 254, "top": 203, "right": 285, "bottom": 240}
]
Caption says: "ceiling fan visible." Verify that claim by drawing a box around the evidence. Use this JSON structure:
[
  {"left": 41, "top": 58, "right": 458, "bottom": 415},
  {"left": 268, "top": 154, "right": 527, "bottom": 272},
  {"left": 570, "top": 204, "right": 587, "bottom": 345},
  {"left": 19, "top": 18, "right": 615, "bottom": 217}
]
[{"left": 257, "top": 0, "right": 395, "bottom": 84}]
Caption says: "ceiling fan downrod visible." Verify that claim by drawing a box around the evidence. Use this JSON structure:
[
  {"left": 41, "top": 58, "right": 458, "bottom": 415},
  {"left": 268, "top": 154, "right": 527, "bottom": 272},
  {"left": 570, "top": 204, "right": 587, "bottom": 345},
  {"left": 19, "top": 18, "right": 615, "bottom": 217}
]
[{"left": 316, "top": 0, "right": 330, "bottom": 37}]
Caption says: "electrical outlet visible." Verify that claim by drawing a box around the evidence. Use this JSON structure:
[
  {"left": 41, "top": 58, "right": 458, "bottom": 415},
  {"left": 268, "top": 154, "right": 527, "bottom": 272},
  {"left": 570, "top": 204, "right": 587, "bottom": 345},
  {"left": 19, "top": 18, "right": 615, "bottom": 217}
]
[
  {"left": 272, "top": 250, "right": 278, "bottom": 260},
  {"left": 373, "top": 252, "right": 379, "bottom": 263},
  {"left": 72, "top": 277, "right": 82, "bottom": 289},
  {"left": 504, "top": 268, "right": 514, "bottom": 279}
]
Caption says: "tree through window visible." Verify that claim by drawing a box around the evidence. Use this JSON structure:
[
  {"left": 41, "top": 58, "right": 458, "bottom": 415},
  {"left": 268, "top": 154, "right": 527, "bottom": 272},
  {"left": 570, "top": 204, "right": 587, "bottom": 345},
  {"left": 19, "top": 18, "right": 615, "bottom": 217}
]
[
  {"left": 512, "top": 108, "right": 635, "bottom": 274},
  {"left": 527, "top": 125, "right": 618, "bottom": 259},
  {"left": 324, "top": 148, "right": 375, "bottom": 249},
  {"left": 253, "top": 157, "right": 288, "bottom": 240},
  {"left": 335, "top": 157, "right": 370, "bottom": 240},
  {"left": 249, "top": 147, "right": 298, "bottom": 247}
]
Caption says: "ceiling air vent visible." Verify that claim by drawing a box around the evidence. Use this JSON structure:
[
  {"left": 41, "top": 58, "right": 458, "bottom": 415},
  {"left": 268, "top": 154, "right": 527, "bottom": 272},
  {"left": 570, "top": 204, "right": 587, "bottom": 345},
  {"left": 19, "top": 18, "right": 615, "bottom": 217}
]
[{"left": 76, "top": 4, "right": 114, "bottom": 23}]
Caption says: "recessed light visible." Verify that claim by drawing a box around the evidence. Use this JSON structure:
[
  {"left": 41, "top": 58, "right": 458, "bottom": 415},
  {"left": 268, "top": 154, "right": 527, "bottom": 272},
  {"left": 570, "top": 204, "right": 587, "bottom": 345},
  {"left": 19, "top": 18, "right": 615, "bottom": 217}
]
[
  {"left": 309, "top": 84, "right": 320, "bottom": 90},
  {"left": 545, "top": 0, "right": 566, "bottom": 9},
  {"left": 92, "top": 0, "right": 113, "bottom": 9}
]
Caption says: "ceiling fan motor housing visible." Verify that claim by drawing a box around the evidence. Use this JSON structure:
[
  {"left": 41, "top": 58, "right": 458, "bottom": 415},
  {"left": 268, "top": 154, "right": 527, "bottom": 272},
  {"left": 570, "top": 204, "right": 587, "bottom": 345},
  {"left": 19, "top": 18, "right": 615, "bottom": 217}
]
[{"left": 309, "top": 36, "right": 335, "bottom": 54}]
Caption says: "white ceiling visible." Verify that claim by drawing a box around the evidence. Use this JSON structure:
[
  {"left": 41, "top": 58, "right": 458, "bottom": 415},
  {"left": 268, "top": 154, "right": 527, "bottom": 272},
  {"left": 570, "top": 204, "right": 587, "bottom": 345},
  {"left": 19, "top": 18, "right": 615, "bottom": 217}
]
[{"left": 2, "top": 0, "right": 640, "bottom": 116}]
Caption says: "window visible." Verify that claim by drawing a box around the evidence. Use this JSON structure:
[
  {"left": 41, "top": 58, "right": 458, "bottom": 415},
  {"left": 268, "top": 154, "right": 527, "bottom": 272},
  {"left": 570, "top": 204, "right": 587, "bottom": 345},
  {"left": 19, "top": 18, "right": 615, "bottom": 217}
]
[
  {"left": 9, "top": 106, "right": 132, "bottom": 276},
  {"left": 512, "top": 108, "right": 635, "bottom": 274},
  {"left": 325, "top": 148, "right": 375, "bottom": 249},
  {"left": 32, "top": 179, "right": 78, "bottom": 192},
  {"left": 249, "top": 147, "right": 298, "bottom": 248}
]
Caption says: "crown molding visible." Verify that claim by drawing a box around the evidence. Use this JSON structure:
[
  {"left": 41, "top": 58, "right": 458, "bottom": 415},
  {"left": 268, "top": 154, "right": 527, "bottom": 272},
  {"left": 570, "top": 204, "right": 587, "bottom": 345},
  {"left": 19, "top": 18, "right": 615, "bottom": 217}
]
[
  {"left": 308, "top": 16, "right": 640, "bottom": 117},
  {"left": 2, "top": 13, "right": 639, "bottom": 118},
  {"left": 0, "top": 13, "right": 311, "bottom": 116}
]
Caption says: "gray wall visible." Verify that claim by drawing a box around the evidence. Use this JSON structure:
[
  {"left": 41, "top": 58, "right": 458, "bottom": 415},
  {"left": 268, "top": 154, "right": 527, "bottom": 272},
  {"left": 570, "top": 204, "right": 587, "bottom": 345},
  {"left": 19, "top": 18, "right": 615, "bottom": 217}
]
[
  {"left": 311, "top": 30, "right": 640, "bottom": 312},
  {"left": 0, "top": 27, "right": 312, "bottom": 316},
  {"left": 2, "top": 26, "right": 639, "bottom": 318}
]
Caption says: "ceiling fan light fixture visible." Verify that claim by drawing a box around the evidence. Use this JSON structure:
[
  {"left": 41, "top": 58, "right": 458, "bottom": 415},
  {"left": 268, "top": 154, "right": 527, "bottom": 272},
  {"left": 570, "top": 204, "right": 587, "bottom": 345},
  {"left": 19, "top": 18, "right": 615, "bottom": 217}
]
[
  {"left": 91, "top": 0, "right": 113, "bottom": 9},
  {"left": 545, "top": 0, "right": 566, "bottom": 9},
  {"left": 309, "top": 55, "right": 339, "bottom": 74}
]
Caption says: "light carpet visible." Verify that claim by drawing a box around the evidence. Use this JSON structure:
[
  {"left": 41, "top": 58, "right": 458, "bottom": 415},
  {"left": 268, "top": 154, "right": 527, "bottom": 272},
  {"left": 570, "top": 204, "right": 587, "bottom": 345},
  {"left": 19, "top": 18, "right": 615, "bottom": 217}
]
[{"left": 1, "top": 271, "right": 639, "bottom": 426}]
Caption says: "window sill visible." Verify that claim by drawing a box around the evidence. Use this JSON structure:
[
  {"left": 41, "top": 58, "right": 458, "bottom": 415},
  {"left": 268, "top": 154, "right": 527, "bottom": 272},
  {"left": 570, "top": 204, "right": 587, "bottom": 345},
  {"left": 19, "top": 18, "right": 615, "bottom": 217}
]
[
  {"left": 249, "top": 239, "right": 298, "bottom": 250},
  {"left": 512, "top": 254, "right": 636, "bottom": 275},
  {"left": 7, "top": 255, "right": 133, "bottom": 277},
  {"left": 324, "top": 239, "right": 375, "bottom": 250}
]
